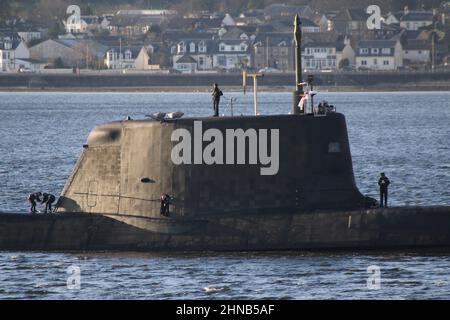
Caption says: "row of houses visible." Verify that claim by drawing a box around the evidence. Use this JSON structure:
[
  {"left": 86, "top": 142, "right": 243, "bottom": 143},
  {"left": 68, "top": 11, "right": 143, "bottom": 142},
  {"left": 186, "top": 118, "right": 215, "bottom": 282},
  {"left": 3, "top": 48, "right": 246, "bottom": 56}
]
[
  {"left": 0, "top": 27, "right": 433, "bottom": 73},
  {"left": 1, "top": 3, "right": 446, "bottom": 73},
  {"left": 168, "top": 25, "right": 432, "bottom": 73}
]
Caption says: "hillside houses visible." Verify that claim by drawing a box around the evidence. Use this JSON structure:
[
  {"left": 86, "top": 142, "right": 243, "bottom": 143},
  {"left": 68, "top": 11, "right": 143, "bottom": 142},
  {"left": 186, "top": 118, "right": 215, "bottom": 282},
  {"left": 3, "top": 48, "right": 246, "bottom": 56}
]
[{"left": 1, "top": 2, "right": 446, "bottom": 73}]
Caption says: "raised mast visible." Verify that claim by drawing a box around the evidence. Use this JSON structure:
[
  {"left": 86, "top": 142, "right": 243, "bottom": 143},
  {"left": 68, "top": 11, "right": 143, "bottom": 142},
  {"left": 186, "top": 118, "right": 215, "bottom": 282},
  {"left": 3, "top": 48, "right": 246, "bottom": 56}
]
[{"left": 293, "top": 14, "right": 304, "bottom": 114}]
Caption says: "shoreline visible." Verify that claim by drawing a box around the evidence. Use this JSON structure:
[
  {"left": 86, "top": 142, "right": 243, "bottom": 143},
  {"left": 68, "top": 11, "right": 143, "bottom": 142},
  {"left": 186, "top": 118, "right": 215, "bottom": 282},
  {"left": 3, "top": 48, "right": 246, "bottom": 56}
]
[{"left": 1, "top": 83, "right": 450, "bottom": 93}]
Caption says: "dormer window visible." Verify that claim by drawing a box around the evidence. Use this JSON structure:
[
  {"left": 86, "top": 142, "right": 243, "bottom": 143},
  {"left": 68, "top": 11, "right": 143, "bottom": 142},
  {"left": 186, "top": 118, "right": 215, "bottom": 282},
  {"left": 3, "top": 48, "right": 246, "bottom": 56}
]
[
  {"left": 178, "top": 41, "right": 185, "bottom": 54},
  {"left": 125, "top": 50, "right": 132, "bottom": 60},
  {"left": 372, "top": 48, "right": 379, "bottom": 54},
  {"left": 198, "top": 41, "right": 206, "bottom": 53},
  {"left": 219, "top": 43, "right": 225, "bottom": 51},
  {"left": 189, "top": 42, "right": 196, "bottom": 53},
  {"left": 360, "top": 48, "right": 369, "bottom": 54}
]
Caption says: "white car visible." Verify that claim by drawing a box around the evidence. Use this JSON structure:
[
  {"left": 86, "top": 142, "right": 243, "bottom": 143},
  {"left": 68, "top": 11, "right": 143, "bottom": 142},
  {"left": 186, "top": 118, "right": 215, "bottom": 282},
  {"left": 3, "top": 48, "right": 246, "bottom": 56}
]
[
  {"left": 18, "top": 67, "right": 34, "bottom": 73},
  {"left": 258, "top": 67, "right": 281, "bottom": 73}
]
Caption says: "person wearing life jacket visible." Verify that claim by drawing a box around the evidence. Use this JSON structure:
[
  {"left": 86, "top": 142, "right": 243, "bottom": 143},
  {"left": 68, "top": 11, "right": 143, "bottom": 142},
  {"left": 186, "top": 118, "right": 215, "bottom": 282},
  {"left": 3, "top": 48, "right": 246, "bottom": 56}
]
[
  {"left": 27, "top": 192, "right": 42, "bottom": 213},
  {"left": 41, "top": 193, "right": 56, "bottom": 213}
]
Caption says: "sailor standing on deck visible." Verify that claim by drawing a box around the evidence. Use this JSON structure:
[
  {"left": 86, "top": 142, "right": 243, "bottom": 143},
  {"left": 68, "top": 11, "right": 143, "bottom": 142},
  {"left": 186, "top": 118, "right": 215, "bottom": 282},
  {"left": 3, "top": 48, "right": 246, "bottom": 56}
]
[
  {"left": 27, "top": 192, "right": 42, "bottom": 213},
  {"left": 211, "top": 83, "right": 223, "bottom": 117},
  {"left": 378, "top": 173, "right": 390, "bottom": 208}
]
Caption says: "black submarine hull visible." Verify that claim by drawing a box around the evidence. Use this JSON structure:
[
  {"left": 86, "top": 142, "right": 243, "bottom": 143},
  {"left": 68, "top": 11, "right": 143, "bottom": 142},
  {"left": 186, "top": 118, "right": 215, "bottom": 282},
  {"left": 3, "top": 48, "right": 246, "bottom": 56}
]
[{"left": 2, "top": 206, "right": 450, "bottom": 251}]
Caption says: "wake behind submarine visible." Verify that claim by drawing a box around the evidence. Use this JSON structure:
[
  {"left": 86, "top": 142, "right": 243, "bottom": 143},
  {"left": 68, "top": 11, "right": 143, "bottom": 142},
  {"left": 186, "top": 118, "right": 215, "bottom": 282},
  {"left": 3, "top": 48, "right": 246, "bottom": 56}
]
[{"left": 1, "top": 16, "right": 450, "bottom": 252}]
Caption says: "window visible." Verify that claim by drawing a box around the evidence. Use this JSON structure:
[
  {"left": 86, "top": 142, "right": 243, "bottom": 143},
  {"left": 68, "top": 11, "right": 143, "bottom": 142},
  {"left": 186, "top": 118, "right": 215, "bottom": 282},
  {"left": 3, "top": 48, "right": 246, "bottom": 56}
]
[
  {"left": 372, "top": 48, "right": 379, "bottom": 54},
  {"left": 217, "top": 55, "right": 226, "bottom": 66},
  {"left": 220, "top": 44, "right": 225, "bottom": 51},
  {"left": 418, "top": 50, "right": 422, "bottom": 54},
  {"left": 198, "top": 41, "right": 206, "bottom": 53},
  {"left": 373, "top": 58, "right": 377, "bottom": 65},
  {"left": 360, "top": 48, "right": 369, "bottom": 54},
  {"left": 178, "top": 42, "right": 185, "bottom": 54},
  {"left": 382, "top": 48, "right": 391, "bottom": 54},
  {"left": 361, "top": 60, "right": 367, "bottom": 66},
  {"left": 189, "top": 42, "right": 195, "bottom": 53},
  {"left": 383, "top": 60, "right": 389, "bottom": 65}
]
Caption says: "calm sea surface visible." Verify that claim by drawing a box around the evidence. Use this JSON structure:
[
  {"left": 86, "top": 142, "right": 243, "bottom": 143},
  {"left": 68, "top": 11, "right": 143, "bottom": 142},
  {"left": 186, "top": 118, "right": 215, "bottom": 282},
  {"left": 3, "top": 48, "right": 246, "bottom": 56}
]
[{"left": 0, "top": 91, "right": 449, "bottom": 299}]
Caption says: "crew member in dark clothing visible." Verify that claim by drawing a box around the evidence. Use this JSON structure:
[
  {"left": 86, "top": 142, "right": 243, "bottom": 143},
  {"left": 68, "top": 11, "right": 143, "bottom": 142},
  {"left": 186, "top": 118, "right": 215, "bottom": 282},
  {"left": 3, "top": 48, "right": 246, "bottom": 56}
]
[
  {"left": 378, "top": 172, "right": 390, "bottom": 208},
  {"left": 160, "top": 193, "right": 171, "bottom": 217},
  {"left": 41, "top": 193, "right": 56, "bottom": 213},
  {"left": 27, "top": 192, "right": 42, "bottom": 213},
  {"left": 211, "top": 83, "right": 223, "bottom": 117}
]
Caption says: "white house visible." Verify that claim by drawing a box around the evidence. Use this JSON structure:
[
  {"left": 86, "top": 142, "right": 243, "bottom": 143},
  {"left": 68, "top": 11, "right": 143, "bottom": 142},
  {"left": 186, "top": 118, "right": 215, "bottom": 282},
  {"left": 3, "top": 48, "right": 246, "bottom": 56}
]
[
  {"left": 171, "top": 40, "right": 214, "bottom": 72},
  {"left": 171, "top": 39, "right": 251, "bottom": 72},
  {"left": 174, "top": 55, "right": 198, "bottom": 73},
  {"left": 302, "top": 38, "right": 355, "bottom": 71},
  {"left": 0, "top": 33, "right": 30, "bottom": 72},
  {"left": 403, "top": 40, "right": 431, "bottom": 64},
  {"left": 213, "top": 40, "right": 251, "bottom": 70},
  {"left": 356, "top": 39, "right": 403, "bottom": 70},
  {"left": 105, "top": 45, "right": 153, "bottom": 70},
  {"left": 65, "top": 16, "right": 89, "bottom": 34},
  {"left": 400, "top": 11, "right": 434, "bottom": 31}
]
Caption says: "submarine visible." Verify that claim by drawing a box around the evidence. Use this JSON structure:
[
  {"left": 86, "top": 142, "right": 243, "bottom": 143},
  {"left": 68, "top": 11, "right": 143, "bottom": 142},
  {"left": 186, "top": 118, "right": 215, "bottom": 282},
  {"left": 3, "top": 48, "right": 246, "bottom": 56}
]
[{"left": 1, "top": 15, "right": 450, "bottom": 252}]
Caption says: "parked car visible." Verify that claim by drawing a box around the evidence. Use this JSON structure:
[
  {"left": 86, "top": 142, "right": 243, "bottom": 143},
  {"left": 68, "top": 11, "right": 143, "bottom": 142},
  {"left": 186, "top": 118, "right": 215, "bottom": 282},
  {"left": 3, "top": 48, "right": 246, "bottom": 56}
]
[
  {"left": 258, "top": 67, "right": 281, "bottom": 73},
  {"left": 18, "top": 67, "right": 34, "bottom": 73}
]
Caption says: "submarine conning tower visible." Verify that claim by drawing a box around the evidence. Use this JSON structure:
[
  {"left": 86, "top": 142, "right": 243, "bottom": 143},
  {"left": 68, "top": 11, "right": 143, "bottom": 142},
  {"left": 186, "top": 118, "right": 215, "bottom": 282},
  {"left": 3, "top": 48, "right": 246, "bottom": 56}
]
[
  {"left": 55, "top": 15, "right": 366, "bottom": 218},
  {"left": 56, "top": 114, "right": 365, "bottom": 218}
]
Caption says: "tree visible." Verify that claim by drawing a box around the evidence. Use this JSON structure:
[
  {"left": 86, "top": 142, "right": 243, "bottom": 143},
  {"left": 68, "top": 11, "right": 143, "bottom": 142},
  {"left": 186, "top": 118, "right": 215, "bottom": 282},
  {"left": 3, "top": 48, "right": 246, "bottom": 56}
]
[
  {"left": 192, "top": 0, "right": 216, "bottom": 11},
  {"left": 48, "top": 19, "right": 64, "bottom": 38},
  {"left": 338, "top": 58, "right": 349, "bottom": 70},
  {"left": 54, "top": 57, "right": 65, "bottom": 68},
  {"left": 247, "top": 0, "right": 264, "bottom": 10},
  {"left": 0, "top": 1, "right": 12, "bottom": 26}
]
